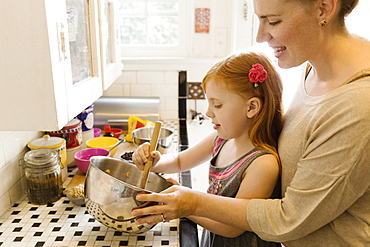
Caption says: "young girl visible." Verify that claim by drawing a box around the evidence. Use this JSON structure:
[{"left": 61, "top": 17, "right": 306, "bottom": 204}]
[{"left": 132, "top": 52, "right": 283, "bottom": 247}]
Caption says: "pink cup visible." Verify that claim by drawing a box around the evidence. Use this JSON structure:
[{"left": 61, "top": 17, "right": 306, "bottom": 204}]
[{"left": 93, "top": 128, "right": 102, "bottom": 137}]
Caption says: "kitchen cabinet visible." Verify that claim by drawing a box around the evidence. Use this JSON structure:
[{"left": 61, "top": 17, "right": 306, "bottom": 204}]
[
  {"left": 99, "top": 0, "right": 123, "bottom": 90},
  {"left": 0, "top": 0, "right": 122, "bottom": 131}
]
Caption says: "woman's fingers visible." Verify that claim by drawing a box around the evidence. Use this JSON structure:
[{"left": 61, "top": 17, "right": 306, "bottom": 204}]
[
  {"left": 132, "top": 185, "right": 198, "bottom": 225},
  {"left": 166, "top": 177, "right": 180, "bottom": 185}
]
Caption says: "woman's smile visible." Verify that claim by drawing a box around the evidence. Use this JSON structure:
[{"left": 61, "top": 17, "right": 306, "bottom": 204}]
[{"left": 271, "top": 45, "right": 286, "bottom": 59}]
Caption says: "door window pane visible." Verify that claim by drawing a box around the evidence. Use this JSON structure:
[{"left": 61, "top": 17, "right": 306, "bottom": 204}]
[
  {"left": 103, "top": 0, "right": 112, "bottom": 64},
  {"left": 66, "top": 0, "right": 92, "bottom": 84}
]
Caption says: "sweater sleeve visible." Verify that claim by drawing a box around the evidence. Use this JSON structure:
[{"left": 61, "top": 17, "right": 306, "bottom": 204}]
[{"left": 247, "top": 84, "right": 370, "bottom": 242}]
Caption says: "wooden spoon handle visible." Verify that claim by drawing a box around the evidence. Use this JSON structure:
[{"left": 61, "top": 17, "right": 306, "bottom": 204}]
[{"left": 140, "top": 121, "right": 162, "bottom": 189}]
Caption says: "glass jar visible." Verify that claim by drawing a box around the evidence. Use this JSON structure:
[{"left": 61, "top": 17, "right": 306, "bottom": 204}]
[
  {"left": 22, "top": 149, "right": 62, "bottom": 205},
  {"left": 27, "top": 135, "right": 67, "bottom": 182}
]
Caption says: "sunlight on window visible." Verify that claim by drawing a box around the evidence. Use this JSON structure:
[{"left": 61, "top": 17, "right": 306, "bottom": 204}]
[{"left": 120, "top": 0, "right": 180, "bottom": 46}]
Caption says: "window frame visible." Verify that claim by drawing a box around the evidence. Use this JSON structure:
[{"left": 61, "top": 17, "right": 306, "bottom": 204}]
[{"left": 119, "top": 0, "right": 189, "bottom": 58}]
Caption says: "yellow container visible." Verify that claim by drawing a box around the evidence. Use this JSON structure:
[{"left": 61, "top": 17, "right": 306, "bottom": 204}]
[
  {"left": 86, "top": 137, "right": 119, "bottom": 156},
  {"left": 125, "top": 116, "right": 154, "bottom": 142},
  {"left": 27, "top": 135, "right": 67, "bottom": 182}
]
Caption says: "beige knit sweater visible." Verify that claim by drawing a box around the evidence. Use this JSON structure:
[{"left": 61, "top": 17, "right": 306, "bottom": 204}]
[{"left": 247, "top": 68, "right": 370, "bottom": 246}]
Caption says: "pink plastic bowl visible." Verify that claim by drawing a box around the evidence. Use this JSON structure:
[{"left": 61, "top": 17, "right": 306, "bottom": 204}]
[
  {"left": 74, "top": 148, "right": 110, "bottom": 173},
  {"left": 93, "top": 128, "right": 102, "bottom": 137}
]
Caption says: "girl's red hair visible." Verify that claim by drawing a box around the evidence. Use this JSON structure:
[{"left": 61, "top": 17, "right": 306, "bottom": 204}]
[{"left": 202, "top": 52, "right": 284, "bottom": 160}]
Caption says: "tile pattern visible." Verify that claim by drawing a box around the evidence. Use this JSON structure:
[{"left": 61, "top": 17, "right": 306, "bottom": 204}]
[
  {"left": 161, "top": 120, "right": 179, "bottom": 152},
  {"left": 0, "top": 120, "right": 180, "bottom": 247},
  {"left": 0, "top": 192, "right": 178, "bottom": 247}
]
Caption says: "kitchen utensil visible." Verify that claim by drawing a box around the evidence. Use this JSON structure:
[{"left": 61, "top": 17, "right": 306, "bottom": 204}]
[
  {"left": 132, "top": 126, "right": 173, "bottom": 154},
  {"left": 103, "top": 125, "right": 114, "bottom": 137},
  {"left": 139, "top": 121, "right": 162, "bottom": 189},
  {"left": 74, "top": 148, "right": 110, "bottom": 173},
  {"left": 66, "top": 145, "right": 82, "bottom": 167},
  {"left": 84, "top": 156, "right": 172, "bottom": 233},
  {"left": 103, "top": 138, "right": 125, "bottom": 156},
  {"left": 65, "top": 185, "right": 85, "bottom": 206},
  {"left": 86, "top": 136, "right": 119, "bottom": 156},
  {"left": 93, "top": 128, "right": 102, "bottom": 137},
  {"left": 111, "top": 128, "right": 123, "bottom": 138},
  {"left": 104, "top": 125, "right": 123, "bottom": 138},
  {"left": 120, "top": 151, "right": 134, "bottom": 163}
]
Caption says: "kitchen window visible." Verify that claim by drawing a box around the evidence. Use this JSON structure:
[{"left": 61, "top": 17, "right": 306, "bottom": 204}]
[{"left": 119, "top": 0, "right": 189, "bottom": 57}]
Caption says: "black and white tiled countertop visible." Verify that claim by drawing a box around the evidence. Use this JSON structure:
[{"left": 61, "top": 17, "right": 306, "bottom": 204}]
[
  {"left": 0, "top": 120, "right": 184, "bottom": 247},
  {"left": 0, "top": 168, "right": 179, "bottom": 247}
]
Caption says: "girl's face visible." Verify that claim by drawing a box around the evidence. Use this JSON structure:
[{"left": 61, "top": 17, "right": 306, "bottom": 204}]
[
  {"left": 205, "top": 79, "right": 251, "bottom": 140},
  {"left": 253, "top": 0, "right": 322, "bottom": 68}
]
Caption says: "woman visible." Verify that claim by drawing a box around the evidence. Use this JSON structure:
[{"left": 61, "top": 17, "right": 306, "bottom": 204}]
[{"left": 132, "top": 0, "right": 370, "bottom": 245}]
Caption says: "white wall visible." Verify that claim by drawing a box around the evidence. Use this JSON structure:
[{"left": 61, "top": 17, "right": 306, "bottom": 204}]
[{"left": 0, "top": 131, "right": 42, "bottom": 215}]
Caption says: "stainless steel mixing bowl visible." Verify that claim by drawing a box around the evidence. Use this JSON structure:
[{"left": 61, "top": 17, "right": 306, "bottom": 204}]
[
  {"left": 84, "top": 156, "right": 172, "bottom": 233},
  {"left": 132, "top": 127, "right": 173, "bottom": 153}
]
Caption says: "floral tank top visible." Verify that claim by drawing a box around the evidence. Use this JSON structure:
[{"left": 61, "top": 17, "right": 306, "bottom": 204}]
[{"left": 201, "top": 137, "right": 281, "bottom": 247}]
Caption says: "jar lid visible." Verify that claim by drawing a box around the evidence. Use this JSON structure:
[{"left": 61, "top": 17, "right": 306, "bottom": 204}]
[
  {"left": 28, "top": 135, "right": 66, "bottom": 149},
  {"left": 24, "top": 149, "right": 59, "bottom": 166}
]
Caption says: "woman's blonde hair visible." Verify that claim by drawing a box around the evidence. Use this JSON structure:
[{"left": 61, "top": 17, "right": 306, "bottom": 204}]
[
  {"left": 291, "top": 0, "right": 359, "bottom": 26},
  {"left": 202, "top": 52, "right": 284, "bottom": 160}
]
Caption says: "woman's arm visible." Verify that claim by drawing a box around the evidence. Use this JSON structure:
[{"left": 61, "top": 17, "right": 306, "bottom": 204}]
[
  {"left": 133, "top": 154, "right": 279, "bottom": 236},
  {"left": 133, "top": 186, "right": 253, "bottom": 231},
  {"left": 186, "top": 154, "right": 279, "bottom": 238}
]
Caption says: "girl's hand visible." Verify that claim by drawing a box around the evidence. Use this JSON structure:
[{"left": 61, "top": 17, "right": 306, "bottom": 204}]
[
  {"left": 132, "top": 142, "right": 161, "bottom": 170},
  {"left": 132, "top": 185, "right": 199, "bottom": 225}
]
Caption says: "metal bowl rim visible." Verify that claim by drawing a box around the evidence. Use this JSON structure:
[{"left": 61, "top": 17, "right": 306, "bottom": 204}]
[
  {"left": 132, "top": 127, "right": 174, "bottom": 140},
  {"left": 86, "top": 156, "right": 170, "bottom": 194}
]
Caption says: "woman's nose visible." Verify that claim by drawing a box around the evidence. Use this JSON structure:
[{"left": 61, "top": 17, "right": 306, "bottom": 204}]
[{"left": 255, "top": 23, "right": 271, "bottom": 43}]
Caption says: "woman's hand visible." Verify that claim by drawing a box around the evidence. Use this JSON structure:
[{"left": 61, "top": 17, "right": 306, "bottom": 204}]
[
  {"left": 132, "top": 142, "right": 161, "bottom": 171},
  {"left": 132, "top": 185, "right": 252, "bottom": 231},
  {"left": 132, "top": 185, "right": 199, "bottom": 225},
  {"left": 166, "top": 177, "right": 180, "bottom": 186}
]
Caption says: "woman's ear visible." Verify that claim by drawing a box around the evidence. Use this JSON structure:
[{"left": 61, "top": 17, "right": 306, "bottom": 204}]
[
  {"left": 318, "top": 0, "right": 337, "bottom": 24},
  {"left": 247, "top": 97, "right": 261, "bottom": 119}
]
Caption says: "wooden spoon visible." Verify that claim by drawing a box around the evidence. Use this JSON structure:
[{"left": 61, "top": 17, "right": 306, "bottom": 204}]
[{"left": 139, "top": 121, "right": 162, "bottom": 189}]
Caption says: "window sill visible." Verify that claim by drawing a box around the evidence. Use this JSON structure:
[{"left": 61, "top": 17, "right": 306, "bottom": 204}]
[{"left": 121, "top": 57, "right": 220, "bottom": 71}]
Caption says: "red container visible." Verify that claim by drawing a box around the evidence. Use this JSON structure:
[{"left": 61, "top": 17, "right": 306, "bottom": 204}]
[
  {"left": 48, "top": 119, "right": 82, "bottom": 149},
  {"left": 104, "top": 125, "right": 122, "bottom": 138},
  {"left": 111, "top": 128, "right": 122, "bottom": 138}
]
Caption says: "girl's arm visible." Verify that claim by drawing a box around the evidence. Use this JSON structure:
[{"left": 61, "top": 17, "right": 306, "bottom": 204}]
[
  {"left": 186, "top": 154, "right": 280, "bottom": 238},
  {"left": 132, "top": 131, "right": 217, "bottom": 173}
]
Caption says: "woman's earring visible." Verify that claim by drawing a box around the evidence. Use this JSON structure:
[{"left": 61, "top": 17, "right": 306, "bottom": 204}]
[{"left": 320, "top": 20, "right": 327, "bottom": 27}]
